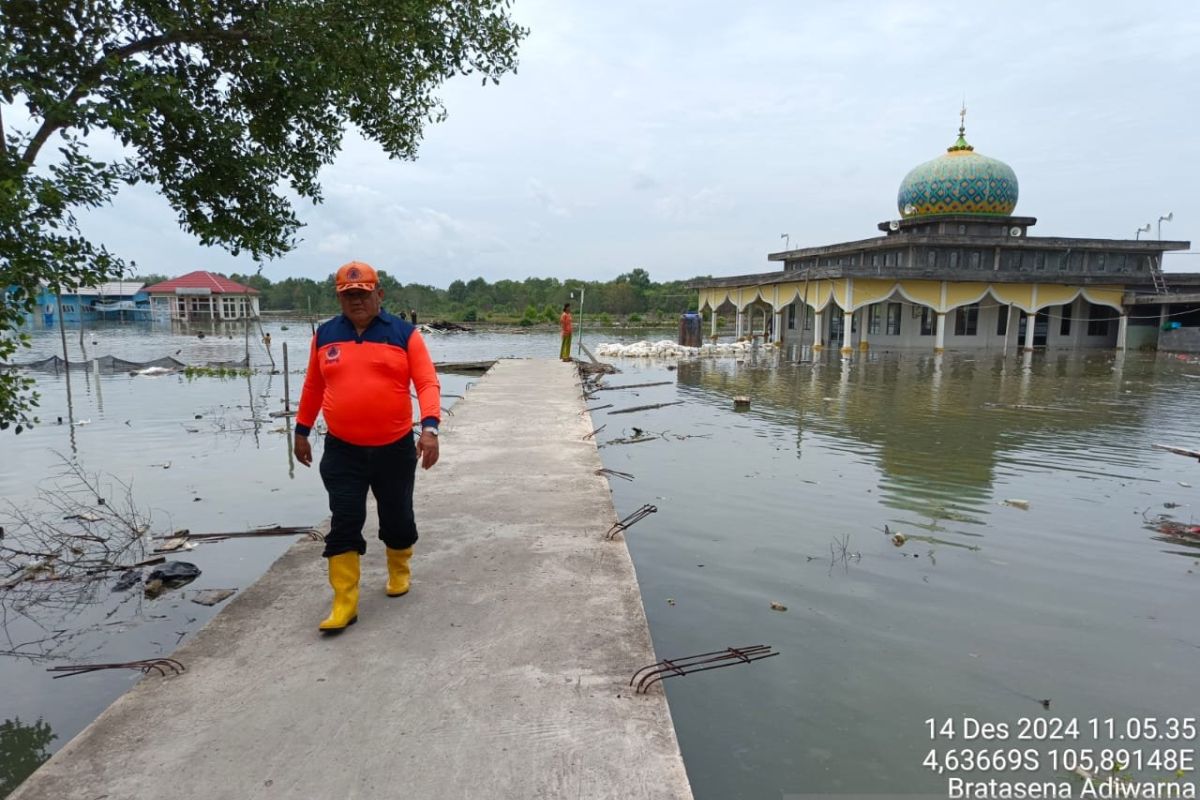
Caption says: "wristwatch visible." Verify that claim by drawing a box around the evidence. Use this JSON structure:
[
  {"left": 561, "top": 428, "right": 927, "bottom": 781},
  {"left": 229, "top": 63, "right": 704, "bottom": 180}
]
[{"left": 421, "top": 427, "right": 439, "bottom": 437}]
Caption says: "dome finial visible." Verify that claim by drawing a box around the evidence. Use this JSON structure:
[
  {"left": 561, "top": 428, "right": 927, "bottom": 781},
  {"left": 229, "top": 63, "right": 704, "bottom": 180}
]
[{"left": 949, "top": 100, "right": 973, "bottom": 152}]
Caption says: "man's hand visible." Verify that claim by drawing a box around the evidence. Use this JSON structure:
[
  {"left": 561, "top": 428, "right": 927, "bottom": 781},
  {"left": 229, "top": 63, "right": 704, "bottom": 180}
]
[
  {"left": 417, "top": 430, "right": 439, "bottom": 470},
  {"left": 294, "top": 434, "right": 312, "bottom": 467}
]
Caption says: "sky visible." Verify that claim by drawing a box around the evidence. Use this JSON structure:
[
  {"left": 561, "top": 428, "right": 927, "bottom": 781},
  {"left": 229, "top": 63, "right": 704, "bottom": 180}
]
[{"left": 64, "top": 0, "right": 1200, "bottom": 285}]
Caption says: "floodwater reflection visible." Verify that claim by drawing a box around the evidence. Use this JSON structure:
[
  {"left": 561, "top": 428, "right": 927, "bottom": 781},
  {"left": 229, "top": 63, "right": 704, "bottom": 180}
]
[
  {"left": 0, "top": 718, "right": 55, "bottom": 796},
  {"left": 597, "top": 347, "right": 1200, "bottom": 799}
]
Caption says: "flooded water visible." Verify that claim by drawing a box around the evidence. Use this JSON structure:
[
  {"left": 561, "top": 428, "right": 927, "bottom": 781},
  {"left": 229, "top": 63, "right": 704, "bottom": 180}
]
[{"left": 2, "top": 322, "right": 1199, "bottom": 798}]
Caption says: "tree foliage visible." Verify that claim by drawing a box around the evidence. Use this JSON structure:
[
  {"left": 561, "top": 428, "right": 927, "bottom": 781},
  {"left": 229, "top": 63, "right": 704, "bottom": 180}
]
[
  {"left": 0, "top": 0, "right": 527, "bottom": 429},
  {"left": 229, "top": 267, "right": 706, "bottom": 320}
]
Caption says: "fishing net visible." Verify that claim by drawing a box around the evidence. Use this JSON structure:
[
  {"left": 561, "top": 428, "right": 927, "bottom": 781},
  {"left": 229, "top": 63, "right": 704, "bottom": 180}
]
[{"left": 0, "top": 354, "right": 249, "bottom": 373}]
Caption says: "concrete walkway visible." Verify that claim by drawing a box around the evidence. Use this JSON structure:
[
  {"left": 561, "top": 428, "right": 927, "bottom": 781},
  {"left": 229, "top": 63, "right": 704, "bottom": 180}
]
[{"left": 13, "top": 359, "right": 693, "bottom": 800}]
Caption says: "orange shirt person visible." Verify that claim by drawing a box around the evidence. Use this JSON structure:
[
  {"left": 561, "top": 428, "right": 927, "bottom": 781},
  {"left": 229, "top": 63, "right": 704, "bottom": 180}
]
[
  {"left": 294, "top": 261, "right": 441, "bottom": 633},
  {"left": 560, "top": 302, "right": 573, "bottom": 362}
]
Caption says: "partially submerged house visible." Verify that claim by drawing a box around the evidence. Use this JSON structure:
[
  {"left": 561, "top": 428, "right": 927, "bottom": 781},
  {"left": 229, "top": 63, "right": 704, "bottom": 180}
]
[{"left": 143, "top": 271, "right": 260, "bottom": 321}]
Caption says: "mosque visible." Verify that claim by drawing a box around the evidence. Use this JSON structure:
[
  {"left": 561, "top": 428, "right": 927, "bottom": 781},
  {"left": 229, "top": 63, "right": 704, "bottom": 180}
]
[{"left": 693, "top": 117, "right": 1193, "bottom": 353}]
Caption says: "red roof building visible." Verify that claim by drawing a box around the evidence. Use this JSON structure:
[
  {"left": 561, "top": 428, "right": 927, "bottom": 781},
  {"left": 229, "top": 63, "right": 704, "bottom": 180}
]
[{"left": 145, "top": 271, "right": 260, "bottom": 321}]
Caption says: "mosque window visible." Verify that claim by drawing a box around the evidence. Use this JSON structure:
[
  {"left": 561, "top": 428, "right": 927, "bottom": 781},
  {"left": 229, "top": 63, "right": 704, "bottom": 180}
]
[
  {"left": 1034, "top": 253, "right": 1046, "bottom": 271},
  {"left": 1004, "top": 252, "right": 1021, "bottom": 270},
  {"left": 958, "top": 224, "right": 967, "bottom": 235},
  {"left": 920, "top": 307, "right": 935, "bottom": 336},
  {"left": 997, "top": 307, "right": 1009, "bottom": 336},
  {"left": 787, "top": 304, "right": 796, "bottom": 330},
  {"left": 1060, "top": 306, "right": 1072, "bottom": 336},
  {"left": 954, "top": 304, "right": 979, "bottom": 336},
  {"left": 927, "top": 250, "right": 938, "bottom": 268},
  {"left": 802, "top": 307, "right": 813, "bottom": 331},
  {"left": 1087, "top": 302, "right": 1115, "bottom": 336},
  {"left": 969, "top": 251, "right": 982, "bottom": 269},
  {"left": 886, "top": 303, "right": 902, "bottom": 335},
  {"left": 872, "top": 253, "right": 881, "bottom": 268},
  {"left": 1095, "top": 254, "right": 1107, "bottom": 272},
  {"left": 949, "top": 251, "right": 960, "bottom": 268},
  {"left": 885, "top": 252, "right": 897, "bottom": 267},
  {"left": 1046, "top": 252, "right": 1062, "bottom": 271},
  {"left": 896, "top": 250, "right": 906, "bottom": 267},
  {"left": 867, "top": 304, "right": 882, "bottom": 335}
]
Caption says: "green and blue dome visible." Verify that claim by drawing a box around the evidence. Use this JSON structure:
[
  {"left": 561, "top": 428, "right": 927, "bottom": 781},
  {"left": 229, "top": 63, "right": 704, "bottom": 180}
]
[{"left": 897, "top": 126, "right": 1018, "bottom": 218}]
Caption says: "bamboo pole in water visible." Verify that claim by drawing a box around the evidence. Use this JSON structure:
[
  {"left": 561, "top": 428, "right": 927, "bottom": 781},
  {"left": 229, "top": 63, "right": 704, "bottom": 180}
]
[{"left": 282, "top": 342, "right": 291, "bottom": 414}]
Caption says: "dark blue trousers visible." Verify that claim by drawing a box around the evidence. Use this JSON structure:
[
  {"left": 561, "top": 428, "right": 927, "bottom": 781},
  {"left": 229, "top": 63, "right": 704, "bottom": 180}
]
[{"left": 319, "top": 433, "right": 419, "bottom": 558}]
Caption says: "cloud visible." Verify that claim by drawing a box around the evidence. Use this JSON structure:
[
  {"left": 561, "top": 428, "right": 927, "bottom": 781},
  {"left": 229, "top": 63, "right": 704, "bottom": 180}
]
[
  {"left": 653, "top": 188, "right": 731, "bottom": 223},
  {"left": 526, "top": 178, "right": 570, "bottom": 218},
  {"left": 47, "top": 0, "right": 1197, "bottom": 285}
]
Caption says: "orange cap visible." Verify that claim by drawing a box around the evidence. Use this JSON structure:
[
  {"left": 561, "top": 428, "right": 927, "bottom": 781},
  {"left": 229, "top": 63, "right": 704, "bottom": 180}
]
[{"left": 335, "top": 261, "right": 379, "bottom": 293}]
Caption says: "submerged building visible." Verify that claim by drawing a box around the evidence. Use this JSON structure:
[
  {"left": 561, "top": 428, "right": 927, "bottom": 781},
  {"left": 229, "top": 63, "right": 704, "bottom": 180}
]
[
  {"left": 144, "top": 271, "right": 260, "bottom": 321},
  {"left": 693, "top": 121, "right": 1193, "bottom": 352}
]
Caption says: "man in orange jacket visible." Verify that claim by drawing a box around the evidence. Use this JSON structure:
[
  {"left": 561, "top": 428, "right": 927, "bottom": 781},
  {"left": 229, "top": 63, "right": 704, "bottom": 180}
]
[{"left": 294, "top": 261, "right": 441, "bottom": 632}]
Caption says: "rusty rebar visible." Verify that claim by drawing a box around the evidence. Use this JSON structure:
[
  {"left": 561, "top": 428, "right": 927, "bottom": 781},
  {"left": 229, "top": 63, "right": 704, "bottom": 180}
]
[
  {"left": 47, "top": 657, "right": 186, "bottom": 679},
  {"left": 630, "top": 645, "right": 778, "bottom": 693},
  {"left": 596, "top": 468, "right": 635, "bottom": 482},
  {"left": 604, "top": 504, "right": 657, "bottom": 540}
]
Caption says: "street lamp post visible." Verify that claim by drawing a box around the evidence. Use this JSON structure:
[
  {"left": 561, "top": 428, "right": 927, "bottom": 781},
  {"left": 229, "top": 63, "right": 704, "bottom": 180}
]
[
  {"left": 780, "top": 233, "right": 790, "bottom": 251},
  {"left": 1158, "top": 212, "right": 1174, "bottom": 241},
  {"left": 1135, "top": 223, "right": 1151, "bottom": 240}
]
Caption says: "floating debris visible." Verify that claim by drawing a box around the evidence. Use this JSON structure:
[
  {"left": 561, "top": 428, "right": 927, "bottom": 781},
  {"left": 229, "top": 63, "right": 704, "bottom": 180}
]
[
  {"left": 191, "top": 588, "right": 237, "bottom": 607},
  {"left": 111, "top": 570, "right": 141, "bottom": 592},
  {"left": 609, "top": 401, "right": 684, "bottom": 416},
  {"left": 160, "top": 525, "right": 322, "bottom": 543},
  {"left": 144, "top": 561, "right": 201, "bottom": 598},
  {"left": 769, "top": 601, "right": 787, "bottom": 612},
  {"left": 891, "top": 532, "right": 908, "bottom": 547},
  {"left": 733, "top": 396, "right": 751, "bottom": 410},
  {"left": 152, "top": 536, "right": 193, "bottom": 553},
  {"left": 594, "top": 381, "right": 675, "bottom": 392},
  {"left": 1153, "top": 443, "right": 1200, "bottom": 461},
  {"left": 1003, "top": 499, "right": 1031, "bottom": 510}
]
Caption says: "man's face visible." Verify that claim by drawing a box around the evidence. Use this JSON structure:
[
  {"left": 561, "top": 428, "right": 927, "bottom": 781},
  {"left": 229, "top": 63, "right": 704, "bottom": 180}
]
[{"left": 338, "top": 288, "right": 383, "bottom": 327}]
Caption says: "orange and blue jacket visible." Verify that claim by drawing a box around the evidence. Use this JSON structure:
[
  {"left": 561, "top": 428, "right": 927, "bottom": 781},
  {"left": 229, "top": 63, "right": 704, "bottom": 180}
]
[{"left": 295, "top": 311, "right": 440, "bottom": 446}]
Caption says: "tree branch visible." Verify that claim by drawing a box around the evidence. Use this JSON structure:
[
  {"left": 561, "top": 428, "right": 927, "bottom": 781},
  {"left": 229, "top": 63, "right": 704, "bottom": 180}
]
[{"left": 20, "top": 27, "right": 255, "bottom": 168}]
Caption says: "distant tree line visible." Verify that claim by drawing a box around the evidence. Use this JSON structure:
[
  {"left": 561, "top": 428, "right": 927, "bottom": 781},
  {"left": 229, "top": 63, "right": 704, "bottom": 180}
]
[{"left": 224, "top": 268, "right": 706, "bottom": 322}]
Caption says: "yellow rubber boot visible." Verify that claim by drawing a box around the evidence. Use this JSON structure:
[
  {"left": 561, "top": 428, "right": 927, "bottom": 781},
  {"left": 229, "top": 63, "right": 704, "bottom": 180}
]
[
  {"left": 319, "top": 552, "right": 360, "bottom": 632},
  {"left": 385, "top": 547, "right": 413, "bottom": 597}
]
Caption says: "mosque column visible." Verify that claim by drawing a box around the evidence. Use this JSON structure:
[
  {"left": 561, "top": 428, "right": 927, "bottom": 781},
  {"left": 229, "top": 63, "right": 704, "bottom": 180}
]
[
  {"left": 859, "top": 309, "right": 869, "bottom": 351},
  {"left": 735, "top": 309, "right": 744, "bottom": 339},
  {"left": 1023, "top": 311, "right": 1037, "bottom": 352},
  {"left": 711, "top": 309, "right": 718, "bottom": 338},
  {"left": 934, "top": 312, "right": 947, "bottom": 352},
  {"left": 813, "top": 310, "right": 824, "bottom": 350},
  {"left": 840, "top": 310, "right": 853, "bottom": 355},
  {"left": 773, "top": 309, "right": 783, "bottom": 345},
  {"left": 1116, "top": 313, "right": 1129, "bottom": 351}
]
